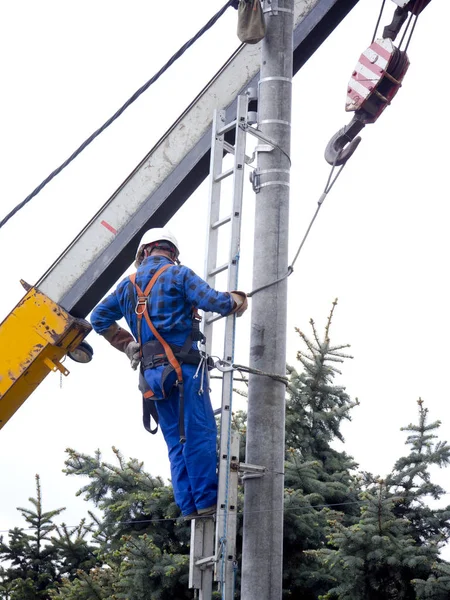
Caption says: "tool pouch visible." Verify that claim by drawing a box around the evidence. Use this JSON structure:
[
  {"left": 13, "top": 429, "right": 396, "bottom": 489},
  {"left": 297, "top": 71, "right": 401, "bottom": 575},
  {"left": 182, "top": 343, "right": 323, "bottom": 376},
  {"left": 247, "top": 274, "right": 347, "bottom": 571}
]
[{"left": 237, "top": 0, "right": 266, "bottom": 44}]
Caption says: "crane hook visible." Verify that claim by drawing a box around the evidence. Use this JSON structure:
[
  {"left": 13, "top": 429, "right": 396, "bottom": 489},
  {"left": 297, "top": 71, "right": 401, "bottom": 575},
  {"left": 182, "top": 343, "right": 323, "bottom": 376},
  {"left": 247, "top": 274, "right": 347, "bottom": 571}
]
[{"left": 324, "top": 113, "right": 366, "bottom": 166}]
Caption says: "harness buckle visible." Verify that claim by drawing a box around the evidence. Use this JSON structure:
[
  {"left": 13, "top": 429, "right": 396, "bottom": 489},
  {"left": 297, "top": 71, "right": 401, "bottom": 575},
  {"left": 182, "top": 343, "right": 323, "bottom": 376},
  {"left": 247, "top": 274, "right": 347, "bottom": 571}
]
[{"left": 135, "top": 296, "right": 147, "bottom": 315}]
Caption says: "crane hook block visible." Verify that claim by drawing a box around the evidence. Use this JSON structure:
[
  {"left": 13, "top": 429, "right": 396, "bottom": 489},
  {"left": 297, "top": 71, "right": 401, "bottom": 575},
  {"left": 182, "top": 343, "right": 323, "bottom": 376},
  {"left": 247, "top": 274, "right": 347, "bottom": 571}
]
[
  {"left": 345, "top": 38, "right": 409, "bottom": 119},
  {"left": 325, "top": 38, "right": 410, "bottom": 165}
]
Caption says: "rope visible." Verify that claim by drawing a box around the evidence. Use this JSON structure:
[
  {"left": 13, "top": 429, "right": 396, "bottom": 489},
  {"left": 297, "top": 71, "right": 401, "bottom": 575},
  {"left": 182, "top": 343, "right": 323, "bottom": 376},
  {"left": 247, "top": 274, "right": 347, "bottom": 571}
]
[
  {"left": 247, "top": 153, "right": 348, "bottom": 299},
  {"left": 0, "top": 0, "right": 235, "bottom": 231}
]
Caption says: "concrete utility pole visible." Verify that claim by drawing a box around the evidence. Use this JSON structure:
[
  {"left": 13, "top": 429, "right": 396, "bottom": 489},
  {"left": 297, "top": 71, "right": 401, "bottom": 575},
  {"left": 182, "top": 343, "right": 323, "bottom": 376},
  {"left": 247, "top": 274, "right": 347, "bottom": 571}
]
[{"left": 241, "top": 1, "right": 293, "bottom": 599}]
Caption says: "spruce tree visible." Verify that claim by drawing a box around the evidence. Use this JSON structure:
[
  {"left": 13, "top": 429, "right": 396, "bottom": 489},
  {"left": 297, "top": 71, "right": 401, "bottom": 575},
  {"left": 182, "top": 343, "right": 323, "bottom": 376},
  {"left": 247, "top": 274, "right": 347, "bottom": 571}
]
[
  {"left": 0, "top": 566, "right": 13, "bottom": 600},
  {"left": 387, "top": 398, "right": 450, "bottom": 548},
  {"left": 49, "top": 567, "right": 117, "bottom": 600},
  {"left": 392, "top": 399, "right": 450, "bottom": 599},
  {"left": 0, "top": 475, "right": 64, "bottom": 600},
  {"left": 317, "top": 479, "right": 435, "bottom": 599},
  {"left": 50, "top": 521, "right": 98, "bottom": 580},
  {"left": 414, "top": 561, "right": 450, "bottom": 599},
  {"left": 54, "top": 447, "right": 193, "bottom": 599},
  {"left": 282, "top": 301, "right": 360, "bottom": 598},
  {"left": 318, "top": 400, "right": 450, "bottom": 599}
]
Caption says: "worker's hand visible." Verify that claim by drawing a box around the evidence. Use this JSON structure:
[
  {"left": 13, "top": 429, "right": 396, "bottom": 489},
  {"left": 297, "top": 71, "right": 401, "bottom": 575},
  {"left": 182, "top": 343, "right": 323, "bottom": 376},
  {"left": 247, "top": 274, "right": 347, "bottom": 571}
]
[
  {"left": 230, "top": 291, "right": 248, "bottom": 317},
  {"left": 125, "top": 341, "right": 141, "bottom": 370}
]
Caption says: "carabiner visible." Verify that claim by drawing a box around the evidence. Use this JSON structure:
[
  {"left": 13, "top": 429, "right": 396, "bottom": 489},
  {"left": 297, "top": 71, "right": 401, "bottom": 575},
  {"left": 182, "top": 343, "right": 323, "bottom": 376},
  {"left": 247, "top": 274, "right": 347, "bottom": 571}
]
[
  {"left": 215, "top": 359, "right": 234, "bottom": 373},
  {"left": 135, "top": 296, "right": 147, "bottom": 315}
]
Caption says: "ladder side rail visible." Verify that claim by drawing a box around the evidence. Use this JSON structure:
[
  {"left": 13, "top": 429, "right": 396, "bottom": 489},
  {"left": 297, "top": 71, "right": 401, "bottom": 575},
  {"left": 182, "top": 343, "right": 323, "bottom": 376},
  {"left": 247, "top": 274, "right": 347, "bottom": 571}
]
[
  {"left": 190, "top": 108, "right": 227, "bottom": 599},
  {"left": 189, "top": 518, "right": 215, "bottom": 600},
  {"left": 215, "top": 432, "right": 240, "bottom": 597},
  {"left": 199, "top": 519, "right": 215, "bottom": 600},
  {"left": 214, "top": 95, "right": 248, "bottom": 600},
  {"left": 203, "top": 109, "right": 227, "bottom": 355}
]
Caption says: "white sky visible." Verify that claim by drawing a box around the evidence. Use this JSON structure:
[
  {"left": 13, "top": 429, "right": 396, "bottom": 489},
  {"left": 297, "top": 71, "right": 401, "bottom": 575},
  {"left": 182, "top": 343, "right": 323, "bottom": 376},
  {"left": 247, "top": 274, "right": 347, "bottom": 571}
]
[{"left": 1, "top": 0, "right": 449, "bottom": 547}]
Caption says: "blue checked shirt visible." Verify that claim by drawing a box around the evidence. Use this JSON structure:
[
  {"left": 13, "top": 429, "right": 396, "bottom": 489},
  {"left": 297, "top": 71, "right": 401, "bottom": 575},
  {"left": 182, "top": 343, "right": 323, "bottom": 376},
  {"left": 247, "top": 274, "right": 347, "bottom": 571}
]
[{"left": 90, "top": 255, "right": 234, "bottom": 347}]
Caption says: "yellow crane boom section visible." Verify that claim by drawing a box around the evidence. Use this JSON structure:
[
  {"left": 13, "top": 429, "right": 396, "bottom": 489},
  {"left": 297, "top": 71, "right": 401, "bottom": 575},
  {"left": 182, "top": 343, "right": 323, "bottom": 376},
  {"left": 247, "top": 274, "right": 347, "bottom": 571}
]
[{"left": 0, "top": 287, "right": 91, "bottom": 429}]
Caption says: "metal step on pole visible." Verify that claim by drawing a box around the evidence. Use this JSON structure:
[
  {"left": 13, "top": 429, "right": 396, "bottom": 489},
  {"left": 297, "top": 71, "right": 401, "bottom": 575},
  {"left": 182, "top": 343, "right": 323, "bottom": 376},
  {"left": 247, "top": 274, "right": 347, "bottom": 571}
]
[{"left": 188, "top": 92, "right": 255, "bottom": 600}]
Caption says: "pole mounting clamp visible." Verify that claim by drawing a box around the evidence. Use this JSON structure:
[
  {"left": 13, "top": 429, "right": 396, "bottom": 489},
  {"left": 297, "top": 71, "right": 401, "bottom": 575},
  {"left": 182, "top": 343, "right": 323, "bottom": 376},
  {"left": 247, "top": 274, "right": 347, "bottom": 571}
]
[
  {"left": 239, "top": 462, "right": 266, "bottom": 480},
  {"left": 265, "top": 0, "right": 278, "bottom": 15},
  {"left": 249, "top": 169, "right": 261, "bottom": 193}
]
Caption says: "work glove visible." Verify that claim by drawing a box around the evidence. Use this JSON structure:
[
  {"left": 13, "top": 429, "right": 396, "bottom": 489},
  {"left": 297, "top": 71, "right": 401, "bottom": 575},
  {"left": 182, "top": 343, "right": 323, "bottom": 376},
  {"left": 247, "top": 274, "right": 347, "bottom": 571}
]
[
  {"left": 125, "top": 341, "right": 141, "bottom": 370},
  {"left": 230, "top": 291, "right": 248, "bottom": 317},
  {"left": 100, "top": 323, "right": 134, "bottom": 351}
]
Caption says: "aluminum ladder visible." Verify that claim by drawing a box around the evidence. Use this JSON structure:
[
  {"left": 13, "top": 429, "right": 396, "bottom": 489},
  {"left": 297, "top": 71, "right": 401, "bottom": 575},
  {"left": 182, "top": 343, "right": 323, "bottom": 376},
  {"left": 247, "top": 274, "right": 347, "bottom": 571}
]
[{"left": 189, "top": 92, "right": 255, "bottom": 600}]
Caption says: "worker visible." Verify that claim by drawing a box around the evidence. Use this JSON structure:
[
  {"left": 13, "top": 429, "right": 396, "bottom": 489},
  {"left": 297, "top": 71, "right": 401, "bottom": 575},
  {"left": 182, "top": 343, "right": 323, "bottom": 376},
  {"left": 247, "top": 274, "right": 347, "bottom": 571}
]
[{"left": 90, "top": 228, "right": 247, "bottom": 519}]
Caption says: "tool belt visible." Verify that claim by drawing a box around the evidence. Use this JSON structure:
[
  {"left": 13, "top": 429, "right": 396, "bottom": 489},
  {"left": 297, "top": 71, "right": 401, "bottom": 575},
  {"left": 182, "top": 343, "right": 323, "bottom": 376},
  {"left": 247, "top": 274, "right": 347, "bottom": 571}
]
[
  {"left": 138, "top": 340, "right": 213, "bottom": 438},
  {"left": 141, "top": 340, "right": 214, "bottom": 371}
]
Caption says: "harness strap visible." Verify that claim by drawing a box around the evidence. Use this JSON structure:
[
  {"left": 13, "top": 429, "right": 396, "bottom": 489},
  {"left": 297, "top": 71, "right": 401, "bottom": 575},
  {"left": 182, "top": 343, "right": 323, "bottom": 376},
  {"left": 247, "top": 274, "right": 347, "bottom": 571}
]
[
  {"left": 130, "top": 265, "right": 183, "bottom": 383},
  {"left": 139, "top": 370, "right": 158, "bottom": 434},
  {"left": 129, "top": 264, "right": 187, "bottom": 442}
]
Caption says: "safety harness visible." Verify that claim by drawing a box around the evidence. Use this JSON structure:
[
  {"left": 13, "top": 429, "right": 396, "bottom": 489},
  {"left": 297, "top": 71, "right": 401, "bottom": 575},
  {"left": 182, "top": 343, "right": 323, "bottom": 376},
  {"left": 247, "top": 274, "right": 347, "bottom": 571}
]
[{"left": 128, "top": 264, "right": 210, "bottom": 443}]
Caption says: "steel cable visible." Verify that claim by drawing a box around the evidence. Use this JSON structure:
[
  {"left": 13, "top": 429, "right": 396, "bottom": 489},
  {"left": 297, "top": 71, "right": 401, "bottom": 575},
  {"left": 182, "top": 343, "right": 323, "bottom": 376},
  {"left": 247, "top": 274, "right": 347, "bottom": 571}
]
[{"left": 247, "top": 152, "right": 348, "bottom": 299}]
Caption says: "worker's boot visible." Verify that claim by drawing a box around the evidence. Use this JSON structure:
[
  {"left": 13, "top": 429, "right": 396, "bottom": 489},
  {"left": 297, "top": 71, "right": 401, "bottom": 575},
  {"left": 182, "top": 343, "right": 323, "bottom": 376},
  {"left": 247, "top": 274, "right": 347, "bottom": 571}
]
[{"left": 197, "top": 505, "right": 216, "bottom": 517}]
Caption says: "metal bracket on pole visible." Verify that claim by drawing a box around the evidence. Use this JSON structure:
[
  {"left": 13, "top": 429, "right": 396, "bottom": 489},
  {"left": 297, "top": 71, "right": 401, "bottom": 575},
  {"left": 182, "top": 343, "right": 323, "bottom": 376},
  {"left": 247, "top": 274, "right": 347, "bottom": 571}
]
[
  {"left": 222, "top": 141, "right": 255, "bottom": 166},
  {"left": 243, "top": 125, "right": 279, "bottom": 148},
  {"left": 265, "top": 0, "right": 279, "bottom": 16},
  {"left": 264, "top": 0, "right": 294, "bottom": 15},
  {"left": 239, "top": 462, "right": 267, "bottom": 480},
  {"left": 247, "top": 130, "right": 278, "bottom": 193},
  {"left": 249, "top": 169, "right": 260, "bottom": 193},
  {"left": 245, "top": 86, "right": 258, "bottom": 125}
]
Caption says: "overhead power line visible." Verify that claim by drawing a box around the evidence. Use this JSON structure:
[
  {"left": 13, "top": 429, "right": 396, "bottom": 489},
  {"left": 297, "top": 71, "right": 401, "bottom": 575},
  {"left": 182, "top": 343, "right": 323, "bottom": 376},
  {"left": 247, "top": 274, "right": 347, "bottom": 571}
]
[
  {"left": 0, "top": 0, "right": 236, "bottom": 231},
  {"left": 2, "top": 495, "right": 450, "bottom": 533}
]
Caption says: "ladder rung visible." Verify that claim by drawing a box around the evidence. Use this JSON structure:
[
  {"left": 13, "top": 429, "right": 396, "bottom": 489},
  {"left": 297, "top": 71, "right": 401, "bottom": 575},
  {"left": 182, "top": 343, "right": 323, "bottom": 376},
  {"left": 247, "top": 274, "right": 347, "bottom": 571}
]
[
  {"left": 223, "top": 141, "right": 236, "bottom": 155},
  {"left": 208, "top": 263, "right": 228, "bottom": 277},
  {"left": 214, "top": 168, "right": 234, "bottom": 183},
  {"left": 206, "top": 313, "right": 224, "bottom": 325},
  {"left": 217, "top": 119, "right": 236, "bottom": 136},
  {"left": 211, "top": 215, "right": 231, "bottom": 230}
]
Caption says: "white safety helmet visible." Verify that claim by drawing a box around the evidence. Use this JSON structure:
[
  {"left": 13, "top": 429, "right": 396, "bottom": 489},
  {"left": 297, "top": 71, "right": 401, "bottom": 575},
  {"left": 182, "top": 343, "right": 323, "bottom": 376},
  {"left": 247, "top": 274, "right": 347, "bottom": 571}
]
[{"left": 135, "top": 228, "right": 180, "bottom": 267}]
